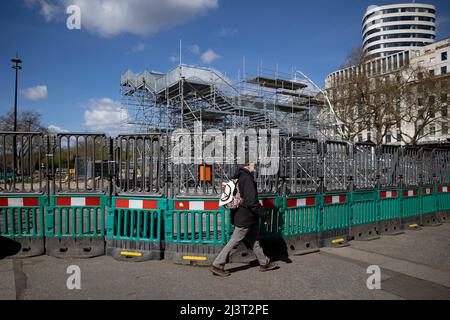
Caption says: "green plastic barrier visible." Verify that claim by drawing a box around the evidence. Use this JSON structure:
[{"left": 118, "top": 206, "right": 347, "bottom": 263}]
[
  {"left": 378, "top": 189, "right": 403, "bottom": 235},
  {"left": 436, "top": 186, "right": 450, "bottom": 223},
  {"left": 0, "top": 194, "right": 46, "bottom": 257},
  {"left": 320, "top": 193, "right": 350, "bottom": 247},
  {"left": 419, "top": 187, "right": 440, "bottom": 226},
  {"left": 349, "top": 190, "right": 379, "bottom": 240},
  {"left": 45, "top": 194, "right": 108, "bottom": 258},
  {"left": 164, "top": 198, "right": 228, "bottom": 265},
  {"left": 106, "top": 197, "right": 165, "bottom": 261},
  {"left": 281, "top": 195, "right": 320, "bottom": 255},
  {"left": 401, "top": 188, "right": 421, "bottom": 229}
]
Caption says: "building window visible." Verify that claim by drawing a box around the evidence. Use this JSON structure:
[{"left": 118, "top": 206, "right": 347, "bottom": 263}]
[
  {"left": 442, "top": 106, "right": 448, "bottom": 118},
  {"left": 397, "top": 129, "right": 402, "bottom": 142},
  {"left": 430, "top": 126, "right": 436, "bottom": 137},
  {"left": 442, "top": 123, "right": 449, "bottom": 135},
  {"left": 386, "top": 133, "right": 392, "bottom": 144},
  {"left": 429, "top": 69, "right": 435, "bottom": 76},
  {"left": 417, "top": 98, "right": 423, "bottom": 106},
  {"left": 442, "top": 93, "right": 448, "bottom": 104},
  {"left": 442, "top": 66, "right": 448, "bottom": 75},
  {"left": 442, "top": 52, "right": 448, "bottom": 61},
  {"left": 367, "top": 132, "right": 372, "bottom": 142}
]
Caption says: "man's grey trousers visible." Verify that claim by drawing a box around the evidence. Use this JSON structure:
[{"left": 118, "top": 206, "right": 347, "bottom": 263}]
[{"left": 213, "top": 225, "right": 270, "bottom": 269}]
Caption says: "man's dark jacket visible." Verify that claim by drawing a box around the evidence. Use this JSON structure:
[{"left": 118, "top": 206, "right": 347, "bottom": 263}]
[{"left": 231, "top": 167, "right": 267, "bottom": 228}]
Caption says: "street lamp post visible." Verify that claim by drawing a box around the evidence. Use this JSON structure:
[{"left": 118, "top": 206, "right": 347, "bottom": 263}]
[{"left": 12, "top": 54, "right": 22, "bottom": 180}]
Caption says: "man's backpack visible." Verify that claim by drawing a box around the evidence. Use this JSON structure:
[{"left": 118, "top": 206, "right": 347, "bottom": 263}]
[{"left": 219, "top": 179, "right": 243, "bottom": 209}]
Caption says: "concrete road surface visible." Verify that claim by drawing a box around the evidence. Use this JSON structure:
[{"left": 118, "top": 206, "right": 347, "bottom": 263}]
[{"left": 1, "top": 224, "right": 450, "bottom": 300}]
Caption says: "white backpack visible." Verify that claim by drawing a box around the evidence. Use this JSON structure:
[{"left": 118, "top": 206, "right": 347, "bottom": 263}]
[{"left": 219, "top": 179, "right": 243, "bottom": 209}]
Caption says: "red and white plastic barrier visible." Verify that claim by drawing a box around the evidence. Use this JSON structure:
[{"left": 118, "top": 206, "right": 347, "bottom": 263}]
[
  {"left": 0, "top": 197, "right": 39, "bottom": 207},
  {"left": 286, "top": 197, "right": 316, "bottom": 208},
  {"left": 324, "top": 195, "right": 346, "bottom": 204},
  {"left": 174, "top": 200, "right": 219, "bottom": 211},
  {"left": 380, "top": 191, "right": 398, "bottom": 199},
  {"left": 56, "top": 197, "right": 101, "bottom": 207},
  {"left": 403, "top": 190, "right": 418, "bottom": 198},
  {"left": 438, "top": 186, "right": 449, "bottom": 193},
  {"left": 422, "top": 188, "right": 433, "bottom": 196},
  {"left": 116, "top": 199, "right": 158, "bottom": 210}
]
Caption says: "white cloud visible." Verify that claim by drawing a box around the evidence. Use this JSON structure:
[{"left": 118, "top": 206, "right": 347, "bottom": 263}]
[
  {"left": 47, "top": 124, "right": 68, "bottom": 133},
  {"left": 21, "top": 85, "right": 48, "bottom": 101},
  {"left": 169, "top": 55, "right": 179, "bottom": 63},
  {"left": 201, "top": 49, "right": 221, "bottom": 64},
  {"left": 217, "top": 27, "right": 238, "bottom": 37},
  {"left": 188, "top": 44, "right": 200, "bottom": 55},
  {"left": 25, "top": 0, "right": 219, "bottom": 37},
  {"left": 129, "top": 43, "right": 147, "bottom": 54},
  {"left": 83, "top": 98, "right": 128, "bottom": 134}
]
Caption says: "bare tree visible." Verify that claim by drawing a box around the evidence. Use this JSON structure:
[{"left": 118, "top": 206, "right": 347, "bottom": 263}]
[
  {"left": 399, "top": 68, "right": 450, "bottom": 145},
  {"left": 0, "top": 110, "right": 47, "bottom": 133}
]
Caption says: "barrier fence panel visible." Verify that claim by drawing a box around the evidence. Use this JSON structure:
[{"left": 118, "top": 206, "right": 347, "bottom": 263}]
[
  {"left": 164, "top": 198, "right": 229, "bottom": 265},
  {"left": 434, "top": 149, "right": 450, "bottom": 186},
  {"left": 437, "top": 186, "right": 450, "bottom": 223},
  {"left": 320, "top": 193, "right": 350, "bottom": 247},
  {"left": 0, "top": 132, "right": 47, "bottom": 258},
  {"left": 46, "top": 133, "right": 110, "bottom": 258},
  {"left": 284, "top": 138, "right": 320, "bottom": 195},
  {"left": 45, "top": 194, "right": 108, "bottom": 258},
  {"left": 321, "top": 141, "right": 350, "bottom": 247},
  {"left": 434, "top": 149, "right": 450, "bottom": 223},
  {"left": 0, "top": 132, "right": 47, "bottom": 194},
  {"left": 52, "top": 133, "right": 110, "bottom": 194},
  {"left": 353, "top": 143, "right": 377, "bottom": 191},
  {"left": 401, "top": 188, "right": 421, "bottom": 229},
  {"left": 106, "top": 197, "right": 165, "bottom": 261},
  {"left": 349, "top": 190, "right": 380, "bottom": 241},
  {"left": 378, "top": 145, "right": 401, "bottom": 189},
  {"left": 0, "top": 195, "right": 46, "bottom": 257},
  {"left": 281, "top": 195, "right": 320, "bottom": 256},
  {"left": 114, "top": 134, "right": 167, "bottom": 196},
  {"left": 401, "top": 147, "right": 420, "bottom": 188},
  {"left": 377, "top": 146, "right": 403, "bottom": 234},
  {"left": 421, "top": 187, "right": 440, "bottom": 226},
  {"left": 323, "top": 141, "right": 349, "bottom": 193},
  {"left": 378, "top": 189, "right": 403, "bottom": 235}
]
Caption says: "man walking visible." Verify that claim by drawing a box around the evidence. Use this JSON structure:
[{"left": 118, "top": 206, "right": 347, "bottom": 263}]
[{"left": 210, "top": 162, "right": 279, "bottom": 277}]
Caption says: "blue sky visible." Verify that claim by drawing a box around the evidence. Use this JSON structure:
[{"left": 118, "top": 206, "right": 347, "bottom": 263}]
[{"left": 0, "top": 0, "right": 449, "bottom": 133}]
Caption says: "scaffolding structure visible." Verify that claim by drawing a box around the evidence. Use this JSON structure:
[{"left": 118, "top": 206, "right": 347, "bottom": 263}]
[{"left": 120, "top": 64, "right": 327, "bottom": 137}]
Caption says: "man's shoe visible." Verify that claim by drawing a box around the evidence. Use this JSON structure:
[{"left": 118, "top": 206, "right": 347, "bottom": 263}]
[
  {"left": 210, "top": 266, "right": 231, "bottom": 277},
  {"left": 260, "top": 262, "right": 279, "bottom": 272}
]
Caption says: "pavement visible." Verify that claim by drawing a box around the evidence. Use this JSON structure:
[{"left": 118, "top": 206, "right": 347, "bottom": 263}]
[{"left": 1, "top": 223, "right": 450, "bottom": 300}]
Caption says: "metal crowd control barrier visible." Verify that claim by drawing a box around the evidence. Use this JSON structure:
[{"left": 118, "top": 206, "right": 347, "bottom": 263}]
[
  {"left": 0, "top": 132, "right": 47, "bottom": 258},
  {"left": 434, "top": 148, "right": 450, "bottom": 223},
  {"left": 377, "top": 145, "right": 403, "bottom": 234},
  {"left": 0, "top": 195, "right": 46, "bottom": 257},
  {"left": 106, "top": 134, "right": 167, "bottom": 261},
  {"left": 106, "top": 197, "right": 165, "bottom": 261},
  {"left": 45, "top": 133, "right": 110, "bottom": 258},
  {"left": 349, "top": 143, "right": 379, "bottom": 241},
  {"left": 400, "top": 144, "right": 423, "bottom": 230},
  {"left": 320, "top": 141, "right": 350, "bottom": 247},
  {"left": 164, "top": 198, "right": 229, "bottom": 265}
]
